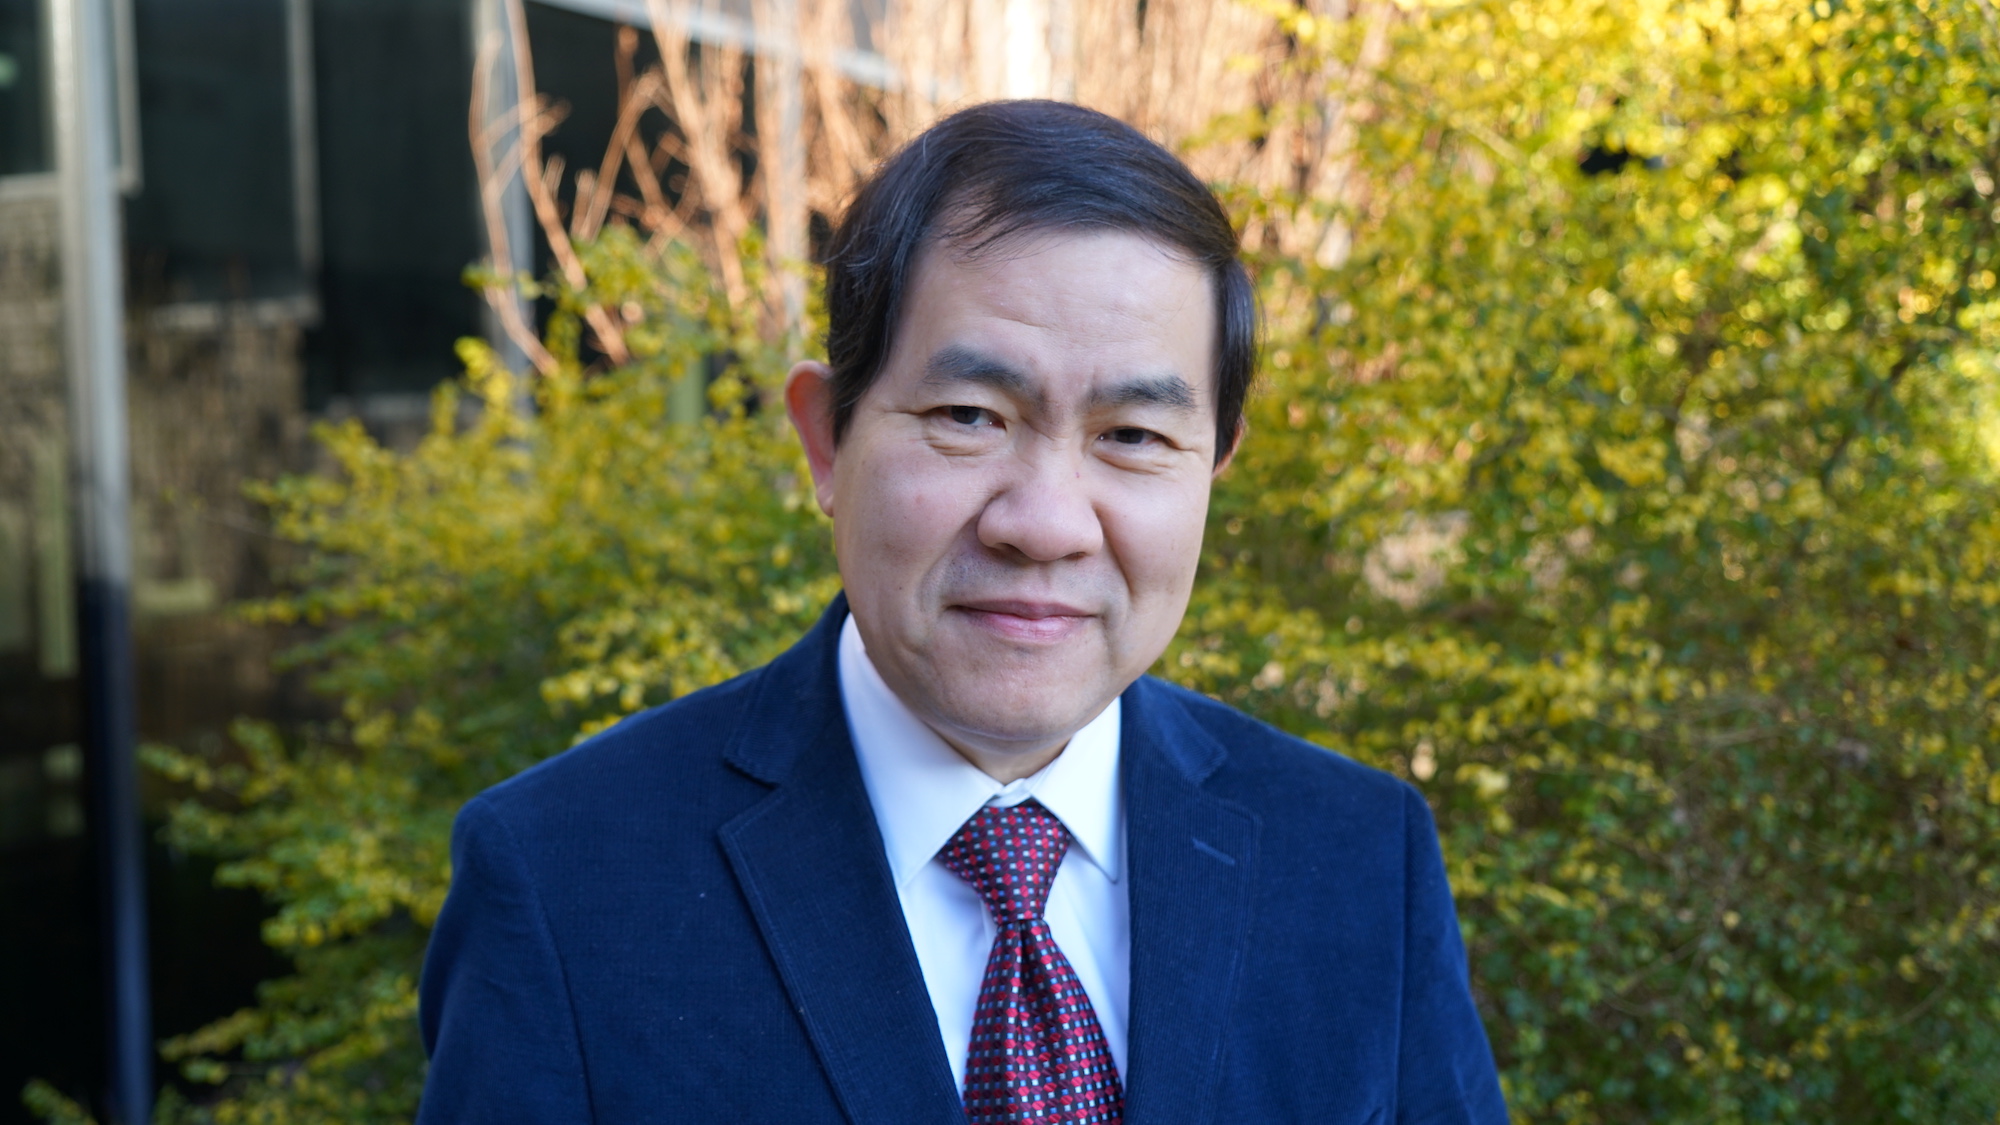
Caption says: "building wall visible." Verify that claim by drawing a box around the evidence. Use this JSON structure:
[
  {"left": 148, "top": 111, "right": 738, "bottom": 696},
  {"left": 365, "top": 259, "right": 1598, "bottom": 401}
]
[
  {"left": 1, "top": 176, "right": 320, "bottom": 768},
  {"left": 0, "top": 179, "right": 78, "bottom": 759},
  {"left": 0, "top": 175, "right": 94, "bottom": 1125},
  {"left": 125, "top": 293, "right": 318, "bottom": 739},
  {"left": 0, "top": 175, "right": 309, "bottom": 1122}
]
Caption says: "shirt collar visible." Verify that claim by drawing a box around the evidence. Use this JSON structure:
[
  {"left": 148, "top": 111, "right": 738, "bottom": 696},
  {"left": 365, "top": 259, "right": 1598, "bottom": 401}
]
[{"left": 838, "top": 612, "right": 1124, "bottom": 890}]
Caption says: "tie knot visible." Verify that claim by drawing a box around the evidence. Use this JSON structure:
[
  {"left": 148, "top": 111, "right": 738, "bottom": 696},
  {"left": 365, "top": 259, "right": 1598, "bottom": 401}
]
[{"left": 938, "top": 800, "right": 1070, "bottom": 926}]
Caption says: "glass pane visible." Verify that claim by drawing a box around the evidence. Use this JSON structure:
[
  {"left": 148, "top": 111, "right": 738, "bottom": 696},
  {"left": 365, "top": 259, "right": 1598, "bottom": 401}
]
[
  {"left": 0, "top": 0, "right": 51, "bottom": 175},
  {"left": 0, "top": 183, "right": 94, "bottom": 1111},
  {"left": 125, "top": 0, "right": 302, "bottom": 300},
  {"left": 303, "top": 0, "right": 480, "bottom": 406}
]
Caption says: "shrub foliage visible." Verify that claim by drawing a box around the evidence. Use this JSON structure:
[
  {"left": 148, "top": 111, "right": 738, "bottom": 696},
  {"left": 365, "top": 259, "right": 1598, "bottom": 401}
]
[
  {"left": 32, "top": 0, "right": 2000, "bottom": 1121},
  {"left": 1189, "top": 0, "right": 2000, "bottom": 1118}
]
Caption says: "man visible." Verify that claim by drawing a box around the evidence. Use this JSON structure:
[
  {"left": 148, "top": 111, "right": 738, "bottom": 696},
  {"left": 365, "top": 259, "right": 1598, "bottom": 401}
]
[{"left": 418, "top": 100, "right": 1507, "bottom": 1124}]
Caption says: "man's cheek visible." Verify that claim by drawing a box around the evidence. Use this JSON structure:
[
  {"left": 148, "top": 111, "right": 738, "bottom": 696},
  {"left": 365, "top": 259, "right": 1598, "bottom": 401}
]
[
  {"left": 881, "top": 470, "right": 986, "bottom": 540},
  {"left": 1110, "top": 493, "right": 1208, "bottom": 588},
  {"left": 851, "top": 486, "right": 976, "bottom": 596}
]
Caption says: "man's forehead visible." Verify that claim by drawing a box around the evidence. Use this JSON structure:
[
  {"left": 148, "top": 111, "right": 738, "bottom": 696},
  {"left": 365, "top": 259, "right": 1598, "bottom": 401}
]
[
  {"left": 897, "top": 230, "right": 1217, "bottom": 408},
  {"left": 919, "top": 224, "right": 1203, "bottom": 295}
]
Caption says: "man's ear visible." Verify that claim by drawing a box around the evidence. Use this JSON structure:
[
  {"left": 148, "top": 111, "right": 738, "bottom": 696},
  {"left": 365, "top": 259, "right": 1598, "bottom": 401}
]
[
  {"left": 784, "top": 360, "right": 840, "bottom": 517},
  {"left": 1212, "top": 417, "right": 1247, "bottom": 479}
]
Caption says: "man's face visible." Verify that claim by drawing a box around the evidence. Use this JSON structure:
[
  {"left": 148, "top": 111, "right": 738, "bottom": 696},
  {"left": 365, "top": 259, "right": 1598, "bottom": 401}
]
[{"left": 787, "top": 229, "right": 1229, "bottom": 774}]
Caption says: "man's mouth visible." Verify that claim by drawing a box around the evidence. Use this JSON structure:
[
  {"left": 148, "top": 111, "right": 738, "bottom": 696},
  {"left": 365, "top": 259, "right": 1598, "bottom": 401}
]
[{"left": 950, "top": 599, "right": 1094, "bottom": 644}]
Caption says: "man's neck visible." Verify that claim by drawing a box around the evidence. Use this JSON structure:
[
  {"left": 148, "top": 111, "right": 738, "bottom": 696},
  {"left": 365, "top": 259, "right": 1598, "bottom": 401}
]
[{"left": 932, "top": 731, "right": 1071, "bottom": 784}]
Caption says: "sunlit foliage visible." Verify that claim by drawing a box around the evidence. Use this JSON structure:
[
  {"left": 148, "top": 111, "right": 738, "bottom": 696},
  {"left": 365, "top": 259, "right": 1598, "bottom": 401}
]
[
  {"left": 109, "top": 236, "right": 835, "bottom": 1123},
  {"left": 1187, "top": 0, "right": 2000, "bottom": 1118},
  {"left": 29, "top": 0, "right": 1999, "bottom": 1121}
]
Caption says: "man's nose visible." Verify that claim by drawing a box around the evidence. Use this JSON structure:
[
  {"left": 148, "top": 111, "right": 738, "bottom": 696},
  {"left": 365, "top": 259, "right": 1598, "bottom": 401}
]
[{"left": 976, "top": 449, "right": 1105, "bottom": 562}]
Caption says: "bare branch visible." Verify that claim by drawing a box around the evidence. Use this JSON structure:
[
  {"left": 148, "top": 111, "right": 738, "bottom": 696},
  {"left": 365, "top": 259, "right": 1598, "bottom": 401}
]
[
  {"left": 468, "top": 30, "right": 560, "bottom": 376},
  {"left": 502, "top": 0, "right": 633, "bottom": 365},
  {"left": 577, "top": 70, "right": 665, "bottom": 244},
  {"left": 645, "top": 0, "right": 753, "bottom": 311}
]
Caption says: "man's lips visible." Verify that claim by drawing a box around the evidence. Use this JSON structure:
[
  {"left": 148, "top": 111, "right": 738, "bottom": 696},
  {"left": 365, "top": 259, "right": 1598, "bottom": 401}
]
[
  {"left": 954, "top": 598, "right": 1092, "bottom": 619},
  {"left": 950, "top": 599, "right": 1095, "bottom": 643}
]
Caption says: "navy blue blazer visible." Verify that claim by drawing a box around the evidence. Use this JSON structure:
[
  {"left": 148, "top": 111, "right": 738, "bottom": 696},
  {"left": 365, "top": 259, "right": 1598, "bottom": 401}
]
[{"left": 418, "top": 595, "right": 1507, "bottom": 1123}]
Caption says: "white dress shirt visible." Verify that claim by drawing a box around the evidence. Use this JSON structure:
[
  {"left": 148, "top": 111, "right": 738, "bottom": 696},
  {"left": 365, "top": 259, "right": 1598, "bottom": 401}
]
[{"left": 836, "top": 613, "right": 1130, "bottom": 1090}]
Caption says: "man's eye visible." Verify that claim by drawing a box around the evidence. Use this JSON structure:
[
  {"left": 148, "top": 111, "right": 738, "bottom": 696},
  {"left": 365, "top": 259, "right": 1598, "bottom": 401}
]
[
  {"left": 1105, "top": 427, "right": 1155, "bottom": 446},
  {"left": 948, "top": 405, "right": 996, "bottom": 427}
]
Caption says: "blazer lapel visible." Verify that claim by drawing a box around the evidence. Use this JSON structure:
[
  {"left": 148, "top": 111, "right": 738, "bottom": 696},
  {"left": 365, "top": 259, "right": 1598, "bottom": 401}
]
[
  {"left": 1121, "top": 677, "right": 1261, "bottom": 1125},
  {"left": 718, "top": 597, "right": 965, "bottom": 1125}
]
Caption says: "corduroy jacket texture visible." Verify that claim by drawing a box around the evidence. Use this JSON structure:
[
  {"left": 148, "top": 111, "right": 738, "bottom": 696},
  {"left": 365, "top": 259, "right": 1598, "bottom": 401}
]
[{"left": 418, "top": 594, "right": 1508, "bottom": 1124}]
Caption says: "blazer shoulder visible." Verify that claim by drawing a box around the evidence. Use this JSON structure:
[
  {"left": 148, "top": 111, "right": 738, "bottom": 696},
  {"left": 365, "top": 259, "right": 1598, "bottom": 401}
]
[
  {"left": 474, "top": 663, "right": 769, "bottom": 826},
  {"left": 1139, "top": 674, "right": 1417, "bottom": 811}
]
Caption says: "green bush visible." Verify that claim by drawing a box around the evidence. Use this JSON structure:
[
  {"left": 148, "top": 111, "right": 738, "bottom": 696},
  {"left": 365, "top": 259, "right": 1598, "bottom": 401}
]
[
  {"left": 32, "top": 1, "right": 2000, "bottom": 1121},
  {"left": 1188, "top": 0, "right": 2000, "bottom": 1118},
  {"left": 133, "top": 235, "right": 837, "bottom": 1123}
]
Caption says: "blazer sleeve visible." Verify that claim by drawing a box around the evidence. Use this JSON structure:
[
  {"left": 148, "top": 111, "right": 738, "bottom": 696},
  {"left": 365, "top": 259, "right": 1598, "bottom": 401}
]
[
  {"left": 418, "top": 795, "right": 593, "bottom": 1125},
  {"left": 1397, "top": 784, "right": 1510, "bottom": 1125}
]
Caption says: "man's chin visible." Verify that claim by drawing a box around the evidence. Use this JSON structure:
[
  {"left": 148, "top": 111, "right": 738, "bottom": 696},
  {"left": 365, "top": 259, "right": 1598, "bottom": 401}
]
[
  {"left": 876, "top": 620, "right": 1125, "bottom": 749},
  {"left": 920, "top": 675, "right": 1116, "bottom": 753}
]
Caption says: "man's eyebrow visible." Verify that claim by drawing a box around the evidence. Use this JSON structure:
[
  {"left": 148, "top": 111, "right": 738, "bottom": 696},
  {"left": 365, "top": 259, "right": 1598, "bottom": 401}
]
[
  {"left": 921, "top": 345, "right": 1051, "bottom": 412},
  {"left": 1087, "top": 374, "right": 1198, "bottom": 413},
  {"left": 921, "top": 345, "right": 1197, "bottom": 416}
]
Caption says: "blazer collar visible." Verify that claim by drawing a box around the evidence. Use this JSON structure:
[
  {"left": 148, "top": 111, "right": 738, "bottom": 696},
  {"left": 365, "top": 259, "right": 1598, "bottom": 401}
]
[
  {"left": 720, "top": 592, "right": 852, "bottom": 787},
  {"left": 1119, "top": 675, "right": 1261, "bottom": 1124},
  {"left": 718, "top": 592, "right": 967, "bottom": 1124},
  {"left": 719, "top": 596, "right": 1261, "bottom": 1125}
]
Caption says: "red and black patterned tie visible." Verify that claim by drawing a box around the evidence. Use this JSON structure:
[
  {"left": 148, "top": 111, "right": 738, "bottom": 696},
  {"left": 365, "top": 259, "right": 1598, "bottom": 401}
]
[{"left": 938, "top": 800, "right": 1123, "bottom": 1125}]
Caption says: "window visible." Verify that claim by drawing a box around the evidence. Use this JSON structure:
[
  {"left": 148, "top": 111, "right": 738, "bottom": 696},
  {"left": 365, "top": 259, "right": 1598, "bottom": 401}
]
[
  {"left": 0, "top": 0, "right": 49, "bottom": 176},
  {"left": 124, "top": 0, "right": 306, "bottom": 300}
]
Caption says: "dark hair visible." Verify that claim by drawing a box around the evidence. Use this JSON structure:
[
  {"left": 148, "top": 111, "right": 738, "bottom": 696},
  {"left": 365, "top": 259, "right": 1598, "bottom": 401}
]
[{"left": 820, "top": 100, "right": 1256, "bottom": 462}]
